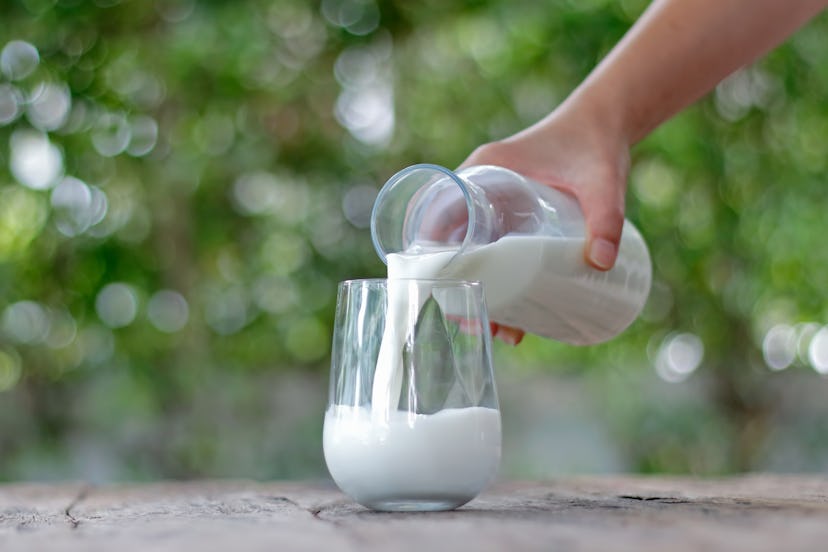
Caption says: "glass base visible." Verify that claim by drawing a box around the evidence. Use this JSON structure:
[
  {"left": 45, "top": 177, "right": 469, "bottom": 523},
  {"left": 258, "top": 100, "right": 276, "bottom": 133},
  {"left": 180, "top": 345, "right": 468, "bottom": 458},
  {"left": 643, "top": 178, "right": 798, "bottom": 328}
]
[{"left": 362, "top": 496, "right": 472, "bottom": 512}]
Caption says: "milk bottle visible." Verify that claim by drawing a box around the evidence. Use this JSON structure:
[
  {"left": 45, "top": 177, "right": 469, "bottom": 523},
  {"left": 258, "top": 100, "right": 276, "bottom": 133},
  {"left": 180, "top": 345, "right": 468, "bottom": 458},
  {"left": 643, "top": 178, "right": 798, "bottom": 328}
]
[{"left": 371, "top": 164, "right": 652, "bottom": 345}]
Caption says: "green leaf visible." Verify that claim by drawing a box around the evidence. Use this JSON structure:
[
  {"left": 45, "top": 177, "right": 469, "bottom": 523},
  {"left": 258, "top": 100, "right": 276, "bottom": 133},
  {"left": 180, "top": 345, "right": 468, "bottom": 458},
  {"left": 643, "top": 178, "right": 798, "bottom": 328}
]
[{"left": 398, "top": 295, "right": 456, "bottom": 414}]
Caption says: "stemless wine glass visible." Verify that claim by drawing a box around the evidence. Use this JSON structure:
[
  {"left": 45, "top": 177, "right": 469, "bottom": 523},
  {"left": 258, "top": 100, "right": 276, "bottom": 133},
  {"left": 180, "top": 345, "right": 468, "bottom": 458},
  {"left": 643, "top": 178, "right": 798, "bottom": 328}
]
[{"left": 323, "top": 278, "right": 501, "bottom": 512}]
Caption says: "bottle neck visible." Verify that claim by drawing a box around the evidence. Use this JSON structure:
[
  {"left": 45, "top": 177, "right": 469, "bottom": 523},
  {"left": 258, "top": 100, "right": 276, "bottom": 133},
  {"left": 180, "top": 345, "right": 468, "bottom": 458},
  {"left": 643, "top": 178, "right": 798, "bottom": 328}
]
[{"left": 371, "top": 164, "right": 483, "bottom": 264}]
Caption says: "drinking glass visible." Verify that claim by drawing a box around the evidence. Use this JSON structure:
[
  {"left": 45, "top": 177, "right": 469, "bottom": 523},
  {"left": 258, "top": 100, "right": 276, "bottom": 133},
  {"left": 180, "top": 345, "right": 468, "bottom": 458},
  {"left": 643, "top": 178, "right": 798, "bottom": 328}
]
[{"left": 323, "top": 278, "right": 501, "bottom": 512}]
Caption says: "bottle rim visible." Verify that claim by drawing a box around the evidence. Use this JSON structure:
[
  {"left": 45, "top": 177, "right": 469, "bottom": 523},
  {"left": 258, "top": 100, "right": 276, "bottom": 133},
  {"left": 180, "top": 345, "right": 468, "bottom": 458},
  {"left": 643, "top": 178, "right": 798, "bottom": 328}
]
[{"left": 370, "top": 163, "right": 474, "bottom": 264}]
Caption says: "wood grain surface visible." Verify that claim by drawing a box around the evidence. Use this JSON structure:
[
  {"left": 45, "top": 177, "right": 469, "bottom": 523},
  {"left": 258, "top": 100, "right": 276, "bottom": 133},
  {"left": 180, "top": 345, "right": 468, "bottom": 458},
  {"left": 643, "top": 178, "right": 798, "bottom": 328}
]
[{"left": 2, "top": 475, "right": 827, "bottom": 551}]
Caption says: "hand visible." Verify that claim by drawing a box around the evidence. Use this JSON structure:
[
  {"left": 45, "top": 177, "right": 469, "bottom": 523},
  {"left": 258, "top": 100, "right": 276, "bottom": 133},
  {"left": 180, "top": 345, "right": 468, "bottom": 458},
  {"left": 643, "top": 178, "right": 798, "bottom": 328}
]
[
  {"left": 450, "top": 317, "right": 525, "bottom": 346},
  {"left": 461, "top": 103, "right": 630, "bottom": 269},
  {"left": 458, "top": 101, "right": 631, "bottom": 345},
  {"left": 455, "top": 0, "right": 827, "bottom": 348}
]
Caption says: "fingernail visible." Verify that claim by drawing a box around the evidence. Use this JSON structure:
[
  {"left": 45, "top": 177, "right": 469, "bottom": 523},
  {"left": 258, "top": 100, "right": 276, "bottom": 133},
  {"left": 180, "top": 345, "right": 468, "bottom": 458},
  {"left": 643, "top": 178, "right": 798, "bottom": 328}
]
[{"left": 589, "top": 238, "right": 617, "bottom": 270}]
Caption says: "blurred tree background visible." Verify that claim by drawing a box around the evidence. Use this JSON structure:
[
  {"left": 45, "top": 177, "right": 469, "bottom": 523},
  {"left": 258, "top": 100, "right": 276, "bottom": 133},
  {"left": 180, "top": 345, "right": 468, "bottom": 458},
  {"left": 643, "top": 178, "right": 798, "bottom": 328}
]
[{"left": 2, "top": 0, "right": 828, "bottom": 482}]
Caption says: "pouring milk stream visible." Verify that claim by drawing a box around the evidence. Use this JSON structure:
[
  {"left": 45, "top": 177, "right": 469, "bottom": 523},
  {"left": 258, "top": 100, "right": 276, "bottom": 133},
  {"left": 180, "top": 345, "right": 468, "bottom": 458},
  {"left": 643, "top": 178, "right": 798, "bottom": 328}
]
[{"left": 369, "top": 164, "right": 652, "bottom": 418}]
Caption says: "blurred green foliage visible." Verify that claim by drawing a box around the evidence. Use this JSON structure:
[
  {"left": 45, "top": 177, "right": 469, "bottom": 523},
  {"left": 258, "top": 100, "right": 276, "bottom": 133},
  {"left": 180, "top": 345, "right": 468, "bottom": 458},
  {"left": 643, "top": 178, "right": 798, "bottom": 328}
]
[{"left": 2, "top": 0, "right": 828, "bottom": 480}]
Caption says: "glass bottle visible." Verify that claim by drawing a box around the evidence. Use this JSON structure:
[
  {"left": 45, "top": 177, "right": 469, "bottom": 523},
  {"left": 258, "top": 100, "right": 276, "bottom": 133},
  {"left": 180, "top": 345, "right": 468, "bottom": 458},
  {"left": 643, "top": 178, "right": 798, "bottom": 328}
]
[{"left": 370, "top": 164, "right": 652, "bottom": 345}]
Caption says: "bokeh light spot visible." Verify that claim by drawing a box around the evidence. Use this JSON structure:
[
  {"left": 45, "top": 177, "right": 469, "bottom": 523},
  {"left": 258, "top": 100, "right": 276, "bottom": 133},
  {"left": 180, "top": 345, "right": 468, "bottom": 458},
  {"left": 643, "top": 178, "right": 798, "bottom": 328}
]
[
  {"left": 655, "top": 332, "right": 704, "bottom": 383},
  {"left": 27, "top": 81, "right": 71, "bottom": 131},
  {"left": 91, "top": 112, "right": 131, "bottom": 156},
  {"left": 95, "top": 283, "right": 139, "bottom": 328},
  {"left": 232, "top": 172, "right": 279, "bottom": 216},
  {"left": 1, "top": 40, "right": 40, "bottom": 81},
  {"left": 334, "top": 43, "right": 394, "bottom": 146},
  {"left": 193, "top": 113, "right": 235, "bottom": 156},
  {"left": 0, "top": 186, "right": 49, "bottom": 260},
  {"left": 807, "top": 326, "right": 828, "bottom": 375},
  {"left": 233, "top": 172, "right": 310, "bottom": 223},
  {"left": 126, "top": 115, "right": 158, "bottom": 156},
  {"left": 795, "top": 322, "right": 821, "bottom": 365},
  {"left": 341, "top": 184, "right": 377, "bottom": 229},
  {"left": 253, "top": 275, "right": 298, "bottom": 314},
  {"left": 260, "top": 233, "right": 308, "bottom": 276},
  {"left": 46, "top": 308, "right": 78, "bottom": 349},
  {"left": 335, "top": 84, "right": 393, "bottom": 146},
  {"left": 1, "top": 300, "right": 50, "bottom": 344},
  {"left": 78, "top": 325, "right": 115, "bottom": 365},
  {"left": 10, "top": 130, "right": 64, "bottom": 190},
  {"left": 51, "top": 176, "right": 108, "bottom": 237},
  {"left": 321, "top": 0, "right": 380, "bottom": 36},
  {"left": 762, "top": 323, "right": 797, "bottom": 371},
  {"left": 631, "top": 159, "right": 679, "bottom": 209},
  {"left": 204, "top": 286, "right": 249, "bottom": 335},
  {"left": 714, "top": 67, "right": 776, "bottom": 122},
  {"left": 0, "top": 83, "right": 23, "bottom": 125},
  {"left": 147, "top": 290, "right": 190, "bottom": 333}
]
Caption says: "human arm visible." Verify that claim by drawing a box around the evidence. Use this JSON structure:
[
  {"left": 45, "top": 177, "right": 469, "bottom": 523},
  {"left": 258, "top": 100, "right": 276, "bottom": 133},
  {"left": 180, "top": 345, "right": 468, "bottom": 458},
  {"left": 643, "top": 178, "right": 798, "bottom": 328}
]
[
  {"left": 463, "top": 0, "right": 828, "bottom": 344},
  {"left": 464, "top": 0, "right": 828, "bottom": 269}
]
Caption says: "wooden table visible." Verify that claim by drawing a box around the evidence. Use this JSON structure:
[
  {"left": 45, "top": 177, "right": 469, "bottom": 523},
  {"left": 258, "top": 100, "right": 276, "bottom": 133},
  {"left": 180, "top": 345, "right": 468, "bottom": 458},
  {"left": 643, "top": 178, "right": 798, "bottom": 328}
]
[{"left": 2, "top": 476, "right": 827, "bottom": 551}]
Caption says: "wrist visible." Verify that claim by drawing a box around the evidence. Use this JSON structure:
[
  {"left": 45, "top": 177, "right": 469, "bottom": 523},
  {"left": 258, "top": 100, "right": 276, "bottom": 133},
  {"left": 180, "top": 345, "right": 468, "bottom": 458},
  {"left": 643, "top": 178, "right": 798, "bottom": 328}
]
[{"left": 559, "top": 84, "right": 637, "bottom": 149}]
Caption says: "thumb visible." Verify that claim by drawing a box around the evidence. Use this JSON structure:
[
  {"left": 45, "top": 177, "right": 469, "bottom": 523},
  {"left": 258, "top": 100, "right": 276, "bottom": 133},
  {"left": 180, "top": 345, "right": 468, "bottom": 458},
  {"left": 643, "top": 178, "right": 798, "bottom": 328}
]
[{"left": 582, "top": 194, "right": 625, "bottom": 272}]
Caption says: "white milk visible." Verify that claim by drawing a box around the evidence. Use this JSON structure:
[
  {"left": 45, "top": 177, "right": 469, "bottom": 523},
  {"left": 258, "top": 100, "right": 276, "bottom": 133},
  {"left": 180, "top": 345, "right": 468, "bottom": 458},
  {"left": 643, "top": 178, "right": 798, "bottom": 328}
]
[
  {"left": 323, "top": 405, "right": 501, "bottom": 511},
  {"left": 370, "top": 248, "right": 457, "bottom": 420},
  {"left": 441, "top": 232, "right": 651, "bottom": 344}
]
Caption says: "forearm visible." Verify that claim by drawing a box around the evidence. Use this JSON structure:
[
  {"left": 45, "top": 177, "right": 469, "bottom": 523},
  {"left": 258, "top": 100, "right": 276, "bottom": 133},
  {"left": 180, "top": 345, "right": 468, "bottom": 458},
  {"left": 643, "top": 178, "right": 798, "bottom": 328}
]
[{"left": 565, "top": 0, "right": 828, "bottom": 145}]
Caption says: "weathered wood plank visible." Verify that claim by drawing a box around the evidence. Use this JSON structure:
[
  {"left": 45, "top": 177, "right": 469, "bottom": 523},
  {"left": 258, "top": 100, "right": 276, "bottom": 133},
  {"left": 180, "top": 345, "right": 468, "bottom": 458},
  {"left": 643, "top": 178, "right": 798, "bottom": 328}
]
[
  {"left": 0, "top": 482, "right": 89, "bottom": 535},
  {"left": 1, "top": 476, "right": 826, "bottom": 552}
]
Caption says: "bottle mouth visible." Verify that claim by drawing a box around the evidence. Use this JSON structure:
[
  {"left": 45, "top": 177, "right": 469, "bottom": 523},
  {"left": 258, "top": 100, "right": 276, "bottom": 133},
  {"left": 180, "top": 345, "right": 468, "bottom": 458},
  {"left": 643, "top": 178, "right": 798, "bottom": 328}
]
[{"left": 370, "top": 164, "right": 474, "bottom": 265}]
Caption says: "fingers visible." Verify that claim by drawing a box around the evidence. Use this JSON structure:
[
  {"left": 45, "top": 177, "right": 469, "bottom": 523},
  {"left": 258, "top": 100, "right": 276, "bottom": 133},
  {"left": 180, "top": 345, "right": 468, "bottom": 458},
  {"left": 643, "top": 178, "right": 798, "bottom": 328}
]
[
  {"left": 452, "top": 319, "right": 524, "bottom": 346},
  {"left": 492, "top": 323, "right": 524, "bottom": 346},
  {"left": 585, "top": 209, "right": 624, "bottom": 270},
  {"left": 457, "top": 141, "right": 510, "bottom": 171},
  {"left": 460, "top": 136, "right": 629, "bottom": 274},
  {"left": 588, "top": 236, "right": 620, "bottom": 271},
  {"left": 578, "top": 174, "right": 626, "bottom": 272}
]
